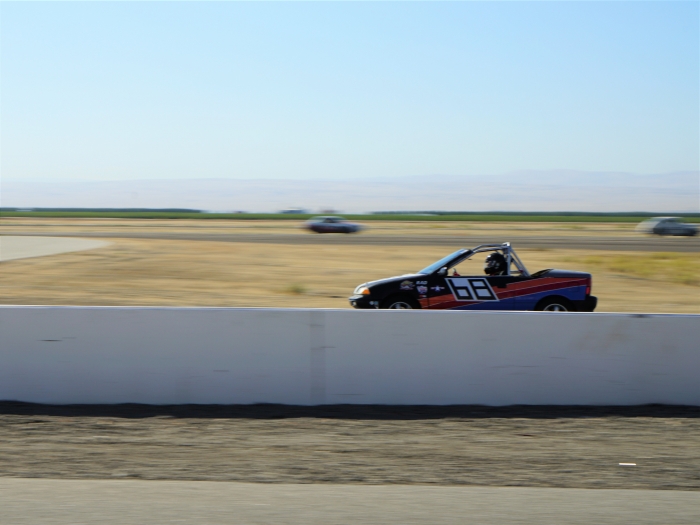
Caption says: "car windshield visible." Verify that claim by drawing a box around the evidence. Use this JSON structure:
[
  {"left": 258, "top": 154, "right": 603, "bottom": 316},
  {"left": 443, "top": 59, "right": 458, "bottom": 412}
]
[{"left": 418, "top": 249, "right": 469, "bottom": 275}]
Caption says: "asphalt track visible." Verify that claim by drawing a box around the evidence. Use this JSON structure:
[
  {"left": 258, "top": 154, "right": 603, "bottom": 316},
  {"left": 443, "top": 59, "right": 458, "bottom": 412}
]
[
  {"left": 1, "top": 479, "right": 698, "bottom": 525},
  {"left": 4, "top": 231, "right": 700, "bottom": 251},
  {"left": 0, "top": 236, "right": 110, "bottom": 262}
]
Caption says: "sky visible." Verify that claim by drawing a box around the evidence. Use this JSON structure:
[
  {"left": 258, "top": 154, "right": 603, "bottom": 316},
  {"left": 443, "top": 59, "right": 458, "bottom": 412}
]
[{"left": 1, "top": 1, "right": 698, "bottom": 182}]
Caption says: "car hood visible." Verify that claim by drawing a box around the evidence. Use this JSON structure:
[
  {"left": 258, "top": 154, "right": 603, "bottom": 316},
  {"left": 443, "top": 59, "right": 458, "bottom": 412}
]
[{"left": 364, "top": 273, "right": 425, "bottom": 288}]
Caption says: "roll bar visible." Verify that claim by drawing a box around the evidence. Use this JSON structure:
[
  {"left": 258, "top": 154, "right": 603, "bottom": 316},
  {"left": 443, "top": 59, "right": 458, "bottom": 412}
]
[{"left": 451, "top": 242, "right": 530, "bottom": 277}]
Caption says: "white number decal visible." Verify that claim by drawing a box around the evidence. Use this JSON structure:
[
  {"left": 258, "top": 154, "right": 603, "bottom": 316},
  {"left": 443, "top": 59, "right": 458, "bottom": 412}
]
[{"left": 446, "top": 278, "right": 498, "bottom": 301}]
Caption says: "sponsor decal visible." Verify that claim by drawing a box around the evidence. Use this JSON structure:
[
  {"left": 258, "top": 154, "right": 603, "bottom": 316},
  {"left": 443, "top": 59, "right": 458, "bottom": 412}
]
[
  {"left": 431, "top": 285, "right": 444, "bottom": 292},
  {"left": 400, "top": 280, "right": 415, "bottom": 291},
  {"left": 417, "top": 281, "right": 428, "bottom": 285},
  {"left": 446, "top": 278, "right": 498, "bottom": 301},
  {"left": 417, "top": 285, "right": 428, "bottom": 295}
]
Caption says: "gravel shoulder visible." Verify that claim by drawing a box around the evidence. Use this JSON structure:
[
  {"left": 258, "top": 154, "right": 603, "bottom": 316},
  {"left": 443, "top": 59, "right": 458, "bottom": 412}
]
[{"left": 2, "top": 403, "right": 698, "bottom": 491}]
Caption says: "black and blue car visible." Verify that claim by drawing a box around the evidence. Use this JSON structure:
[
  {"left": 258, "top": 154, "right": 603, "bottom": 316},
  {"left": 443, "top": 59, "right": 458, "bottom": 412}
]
[{"left": 349, "top": 243, "right": 597, "bottom": 312}]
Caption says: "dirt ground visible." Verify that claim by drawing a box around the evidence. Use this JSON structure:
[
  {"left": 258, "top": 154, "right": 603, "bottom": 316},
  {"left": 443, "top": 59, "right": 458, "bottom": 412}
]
[{"left": 1, "top": 404, "right": 698, "bottom": 490}]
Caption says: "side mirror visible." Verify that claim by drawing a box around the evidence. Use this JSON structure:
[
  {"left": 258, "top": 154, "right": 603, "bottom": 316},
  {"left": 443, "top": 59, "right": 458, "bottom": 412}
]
[{"left": 437, "top": 267, "right": 448, "bottom": 277}]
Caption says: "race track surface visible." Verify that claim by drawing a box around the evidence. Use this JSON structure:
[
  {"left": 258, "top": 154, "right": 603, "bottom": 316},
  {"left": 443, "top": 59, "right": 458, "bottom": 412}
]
[
  {"left": 0, "top": 236, "right": 109, "bottom": 262},
  {"left": 5, "top": 231, "right": 700, "bottom": 251},
  {"left": 2, "top": 479, "right": 698, "bottom": 525}
]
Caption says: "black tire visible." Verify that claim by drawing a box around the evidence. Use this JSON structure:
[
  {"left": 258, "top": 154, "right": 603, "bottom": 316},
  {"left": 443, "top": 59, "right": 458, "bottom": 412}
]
[
  {"left": 535, "top": 296, "right": 574, "bottom": 312},
  {"left": 380, "top": 295, "right": 421, "bottom": 310}
]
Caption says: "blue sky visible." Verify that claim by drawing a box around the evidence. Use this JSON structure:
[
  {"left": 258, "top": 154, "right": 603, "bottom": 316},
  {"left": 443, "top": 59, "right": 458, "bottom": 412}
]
[{"left": 1, "top": 1, "right": 698, "bottom": 182}]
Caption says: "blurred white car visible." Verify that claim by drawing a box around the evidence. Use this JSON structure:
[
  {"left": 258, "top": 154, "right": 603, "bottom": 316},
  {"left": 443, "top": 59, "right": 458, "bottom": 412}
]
[{"left": 636, "top": 217, "right": 697, "bottom": 236}]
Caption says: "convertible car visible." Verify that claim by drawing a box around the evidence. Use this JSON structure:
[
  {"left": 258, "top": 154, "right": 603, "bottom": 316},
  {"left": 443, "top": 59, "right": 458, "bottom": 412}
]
[{"left": 349, "top": 243, "right": 597, "bottom": 312}]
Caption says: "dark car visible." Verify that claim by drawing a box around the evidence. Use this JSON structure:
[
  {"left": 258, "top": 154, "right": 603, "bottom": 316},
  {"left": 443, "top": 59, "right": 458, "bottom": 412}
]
[
  {"left": 349, "top": 243, "right": 597, "bottom": 312},
  {"left": 635, "top": 217, "right": 697, "bottom": 237},
  {"left": 304, "top": 216, "right": 363, "bottom": 234}
]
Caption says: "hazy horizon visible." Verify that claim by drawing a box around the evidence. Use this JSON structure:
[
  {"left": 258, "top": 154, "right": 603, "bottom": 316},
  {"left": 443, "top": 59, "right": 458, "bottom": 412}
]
[{"left": 4, "top": 170, "right": 698, "bottom": 214}]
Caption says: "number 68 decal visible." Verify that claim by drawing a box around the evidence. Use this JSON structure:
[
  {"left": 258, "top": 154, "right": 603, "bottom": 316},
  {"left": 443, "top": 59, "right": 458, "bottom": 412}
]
[{"left": 446, "top": 278, "right": 499, "bottom": 301}]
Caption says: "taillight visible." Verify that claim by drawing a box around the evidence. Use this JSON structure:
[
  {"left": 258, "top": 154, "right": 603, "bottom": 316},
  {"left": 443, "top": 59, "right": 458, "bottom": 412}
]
[{"left": 585, "top": 283, "right": 591, "bottom": 296}]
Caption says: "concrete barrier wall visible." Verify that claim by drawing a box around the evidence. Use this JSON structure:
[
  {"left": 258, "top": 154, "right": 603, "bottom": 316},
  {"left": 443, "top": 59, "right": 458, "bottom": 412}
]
[{"left": 1, "top": 306, "right": 698, "bottom": 405}]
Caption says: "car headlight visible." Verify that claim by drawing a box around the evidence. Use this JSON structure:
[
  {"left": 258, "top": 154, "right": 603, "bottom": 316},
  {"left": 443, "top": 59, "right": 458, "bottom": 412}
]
[{"left": 354, "top": 285, "right": 371, "bottom": 295}]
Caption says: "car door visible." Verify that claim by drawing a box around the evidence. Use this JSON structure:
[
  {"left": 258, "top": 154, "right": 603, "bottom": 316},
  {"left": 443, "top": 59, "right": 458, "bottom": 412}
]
[
  {"left": 427, "top": 272, "right": 520, "bottom": 310},
  {"left": 427, "top": 274, "right": 504, "bottom": 310},
  {"left": 484, "top": 275, "right": 519, "bottom": 310},
  {"left": 487, "top": 274, "right": 536, "bottom": 310}
]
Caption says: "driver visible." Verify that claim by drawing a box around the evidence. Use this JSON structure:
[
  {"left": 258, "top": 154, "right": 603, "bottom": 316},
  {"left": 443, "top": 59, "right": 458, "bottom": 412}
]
[{"left": 484, "top": 252, "right": 507, "bottom": 276}]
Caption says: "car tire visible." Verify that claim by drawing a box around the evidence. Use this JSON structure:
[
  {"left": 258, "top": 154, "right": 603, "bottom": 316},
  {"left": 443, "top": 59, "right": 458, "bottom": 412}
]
[
  {"left": 380, "top": 295, "right": 421, "bottom": 310},
  {"left": 535, "top": 297, "right": 574, "bottom": 312}
]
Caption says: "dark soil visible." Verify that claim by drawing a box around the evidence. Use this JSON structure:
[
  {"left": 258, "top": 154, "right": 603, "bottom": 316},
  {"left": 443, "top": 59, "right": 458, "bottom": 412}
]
[{"left": 1, "top": 403, "right": 698, "bottom": 490}]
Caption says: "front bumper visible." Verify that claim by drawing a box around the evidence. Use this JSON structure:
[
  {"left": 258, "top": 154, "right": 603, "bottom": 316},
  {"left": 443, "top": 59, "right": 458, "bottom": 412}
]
[
  {"left": 348, "top": 294, "right": 377, "bottom": 309},
  {"left": 573, "top": 295, "right": 597, "bottom": 312}
]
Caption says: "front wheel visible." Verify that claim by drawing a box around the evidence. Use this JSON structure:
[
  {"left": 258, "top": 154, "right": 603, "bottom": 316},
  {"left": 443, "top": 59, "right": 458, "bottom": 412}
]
[
  {"left": 535, "top": 297, "right": 574, "bottom": 312},
  {"left": 380, "top": 296, "right": 420, "bottom": 310}
]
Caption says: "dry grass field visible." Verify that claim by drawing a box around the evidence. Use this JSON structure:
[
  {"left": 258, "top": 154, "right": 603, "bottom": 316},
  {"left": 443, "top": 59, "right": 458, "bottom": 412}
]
[{"left": 0, "top": 219, "right": 700, "bottom": 313}]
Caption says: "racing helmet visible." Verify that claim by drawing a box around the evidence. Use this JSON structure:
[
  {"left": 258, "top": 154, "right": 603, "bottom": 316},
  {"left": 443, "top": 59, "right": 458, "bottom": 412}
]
[{"left": 484, "top": 252, "right": 507, "bottom": 276}]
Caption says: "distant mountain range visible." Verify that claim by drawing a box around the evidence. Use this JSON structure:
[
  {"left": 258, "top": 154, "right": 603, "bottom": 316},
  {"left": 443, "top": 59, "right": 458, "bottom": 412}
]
[{"left": 2, "top": 171, "right": 698, "bottom": 213}]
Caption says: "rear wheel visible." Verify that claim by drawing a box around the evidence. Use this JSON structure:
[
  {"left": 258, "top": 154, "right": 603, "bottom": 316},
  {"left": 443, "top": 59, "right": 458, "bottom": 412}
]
[
  {"left": 535, "top": 297, "right": 574, "bottom": 312},
  {"left": 380, "top": 295, "right": 420, "bottom": 310}
]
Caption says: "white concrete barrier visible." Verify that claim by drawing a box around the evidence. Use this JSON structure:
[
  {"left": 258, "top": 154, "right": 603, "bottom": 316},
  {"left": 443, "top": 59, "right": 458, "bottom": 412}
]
[{"left": 0, "top": 306, "right": 698, "bottom": 405}]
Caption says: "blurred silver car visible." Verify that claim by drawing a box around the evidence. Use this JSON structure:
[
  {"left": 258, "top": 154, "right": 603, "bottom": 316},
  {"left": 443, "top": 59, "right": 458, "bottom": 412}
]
[
  {"left": 636, "top": 217, "right": 697, "bottom": 236},
  {"left": 304, "top": 216, "right": 364, "bottom": 234}
]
